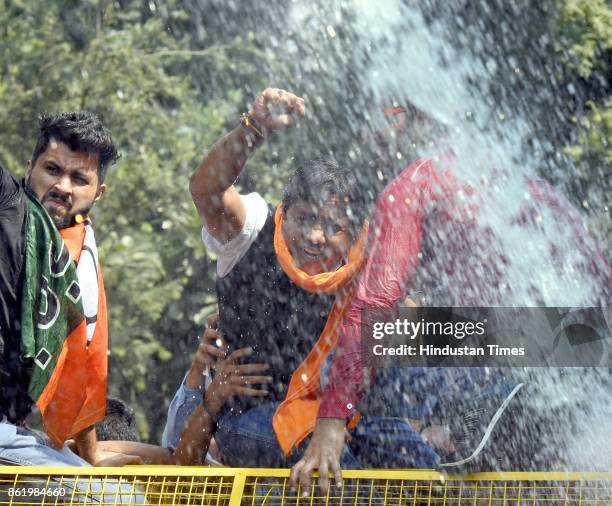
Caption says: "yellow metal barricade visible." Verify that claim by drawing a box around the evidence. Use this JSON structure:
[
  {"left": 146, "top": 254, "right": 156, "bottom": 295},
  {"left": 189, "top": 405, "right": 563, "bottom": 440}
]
[{"left": 0, "top": 467, "right": 610, "bottom": 505}]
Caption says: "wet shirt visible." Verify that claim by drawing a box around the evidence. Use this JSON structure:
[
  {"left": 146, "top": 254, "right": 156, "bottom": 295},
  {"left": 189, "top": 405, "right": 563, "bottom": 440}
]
[
  {"left": 0, "top": 164, "right": 32, "bottom": 422},
  {"left": 318, "top": 158, "right": 506, "bottom": 419},
  {"left": 319, "top": 158, "right": 612, "bottom": 420}
]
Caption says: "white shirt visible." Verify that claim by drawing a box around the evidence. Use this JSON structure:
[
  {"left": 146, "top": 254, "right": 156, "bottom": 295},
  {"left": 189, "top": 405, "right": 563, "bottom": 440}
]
[{"left": 200, "top": 192, "right": 269, "bottom": 277}]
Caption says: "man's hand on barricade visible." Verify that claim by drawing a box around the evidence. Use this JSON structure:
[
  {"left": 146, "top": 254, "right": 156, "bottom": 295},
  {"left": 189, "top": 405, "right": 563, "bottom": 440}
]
[
  {"left": 250, "top": 88, "right": 305, "bottom": 135},
  {"left": 290, "top": 418, "right": 346, "bottom": 496}
]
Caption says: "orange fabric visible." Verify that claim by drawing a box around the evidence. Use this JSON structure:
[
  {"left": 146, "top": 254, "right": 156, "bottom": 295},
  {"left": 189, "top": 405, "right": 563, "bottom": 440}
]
[
  {"left": 273, "top": 207, "right": 364, "bottom": 294},
  {"left": 36, "top": 222, "right": 108, "bottom": 447},
  {"left": 272, "top": 206, "right": 367, "bottom": 455},
  {"left": 35, "top": 322, "right": 88, "bottom": 447}
]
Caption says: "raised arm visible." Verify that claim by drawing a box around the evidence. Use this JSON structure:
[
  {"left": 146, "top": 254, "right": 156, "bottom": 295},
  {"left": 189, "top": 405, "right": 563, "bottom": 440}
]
[{"left": 190, "top": 88, "right": 305, "bottom": 243}]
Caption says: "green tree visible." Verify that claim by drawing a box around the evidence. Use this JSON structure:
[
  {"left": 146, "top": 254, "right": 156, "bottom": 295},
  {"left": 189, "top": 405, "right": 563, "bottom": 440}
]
[
  {"left": 555, "top": 0, "right": 611, "bottom": 177},
  {"left": 555, "top": 0, "right": 611, "bottom": 254}
]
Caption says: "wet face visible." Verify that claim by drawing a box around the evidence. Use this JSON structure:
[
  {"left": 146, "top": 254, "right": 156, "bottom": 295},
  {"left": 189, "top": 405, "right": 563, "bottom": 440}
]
[
  {"left": 282, "top": 197, "right": 353, "bottom": 275},
  {"left": 25, "top": 139, "right": 106, "bottom": 229}
]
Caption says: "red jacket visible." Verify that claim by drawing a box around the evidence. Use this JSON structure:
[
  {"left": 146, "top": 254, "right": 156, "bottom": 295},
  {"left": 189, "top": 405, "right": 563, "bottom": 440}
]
[{"left": 319, "top": 158, "right": 611, "bottom": 419}]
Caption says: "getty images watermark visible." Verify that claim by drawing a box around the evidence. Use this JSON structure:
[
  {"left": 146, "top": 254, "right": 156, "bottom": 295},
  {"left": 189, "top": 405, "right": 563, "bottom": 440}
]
[{"left": 361, "top": 307, "right": 611, "bottom": 367}]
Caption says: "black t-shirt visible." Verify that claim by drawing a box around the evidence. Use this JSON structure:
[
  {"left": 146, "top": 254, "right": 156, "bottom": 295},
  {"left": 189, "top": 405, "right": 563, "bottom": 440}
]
[
  {"left": 217, "top": 205, "right": 333, "bottom": 414},
  {"left": 0, "top": 164, "right": 32, "bottom": 422}
]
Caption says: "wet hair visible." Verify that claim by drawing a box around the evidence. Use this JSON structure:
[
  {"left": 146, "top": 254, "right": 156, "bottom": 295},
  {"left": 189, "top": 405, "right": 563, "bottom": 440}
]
[
  {"left": 282, "top": 156, "right": 365, "bottom": 233},
  {"left": 95, "top": 397, "right": 140, "bottom": 442},
  {"left": 31, "top": 111, "right": 119, "bottom": 183},
  {"left": 381, "top": 100, "right": 449, "bottom": 147}
]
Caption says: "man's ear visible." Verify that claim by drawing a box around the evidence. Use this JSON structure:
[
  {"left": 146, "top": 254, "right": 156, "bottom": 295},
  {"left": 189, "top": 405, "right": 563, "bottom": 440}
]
[
  {"left": 25, "top": 160, "right": 32, "bottom": 179},
  {"left": 94, "top": 183, "right": 107, "bottom": 203}
]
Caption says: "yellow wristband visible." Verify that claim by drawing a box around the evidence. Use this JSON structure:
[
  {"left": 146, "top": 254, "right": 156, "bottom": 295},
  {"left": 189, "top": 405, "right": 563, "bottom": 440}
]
[{"left": 240, "top": 113, "right": 264, "bottom": 139}]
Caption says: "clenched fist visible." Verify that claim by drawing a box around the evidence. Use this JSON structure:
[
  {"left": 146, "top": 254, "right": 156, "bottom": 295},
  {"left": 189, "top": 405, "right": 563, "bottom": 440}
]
[{"left": 250, "top": 88, "right": 305, "bottom": 135}]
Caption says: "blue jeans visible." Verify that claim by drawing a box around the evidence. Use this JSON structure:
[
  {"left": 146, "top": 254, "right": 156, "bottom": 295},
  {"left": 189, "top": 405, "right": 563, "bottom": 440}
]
[
  {"left": 0, "top": 419, "right": 145, "bottom": 504},
  {"left": 214, "top": 402, "right": 440, "bottom": 469},
  {"left": 363, "top": 366, "right": 517, "bottom": 418},
  {"left": 214, "top": 402, "right": 361, "bottom": 468}
]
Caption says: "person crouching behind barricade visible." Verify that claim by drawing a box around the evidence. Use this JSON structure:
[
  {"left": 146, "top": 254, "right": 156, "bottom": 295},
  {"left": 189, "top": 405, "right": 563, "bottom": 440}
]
[{"left": 94, "top": 315, "right": 272, "bottom": 465}]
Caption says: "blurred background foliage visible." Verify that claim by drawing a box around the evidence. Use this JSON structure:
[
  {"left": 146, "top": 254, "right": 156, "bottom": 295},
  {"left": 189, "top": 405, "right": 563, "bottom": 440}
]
[
  {"left": 0, "top": 0, "right": 609, "bottom": 440},
  {"left": 555, "top": 0, "right": 610, "bottom": 216}
]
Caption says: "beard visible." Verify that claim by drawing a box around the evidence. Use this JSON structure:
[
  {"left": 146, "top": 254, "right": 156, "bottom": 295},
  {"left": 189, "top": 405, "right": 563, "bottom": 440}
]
[
  {"left": 44, "top": 202, "right": 75, "bottom": 229},
  {"left": 26, "top": 179, "right": 92, "bottom": 229},
  {"left": 43, "top": 195, "right": 92, "bottom": 229}
]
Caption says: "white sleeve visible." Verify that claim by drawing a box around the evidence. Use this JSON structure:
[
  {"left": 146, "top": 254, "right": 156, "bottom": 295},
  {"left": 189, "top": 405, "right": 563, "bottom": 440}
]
[{"left": 200, "top": 192, "right": 269, "bottom": 278}]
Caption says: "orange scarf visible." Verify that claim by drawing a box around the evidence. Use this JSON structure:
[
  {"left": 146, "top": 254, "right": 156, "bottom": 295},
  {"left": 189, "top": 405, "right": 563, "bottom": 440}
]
[
  {"left": 36, "top": 221, "right": 108, "bottom": 446},
  {"left": 272, "top": 206, "right": 367, "bottom": 455}
]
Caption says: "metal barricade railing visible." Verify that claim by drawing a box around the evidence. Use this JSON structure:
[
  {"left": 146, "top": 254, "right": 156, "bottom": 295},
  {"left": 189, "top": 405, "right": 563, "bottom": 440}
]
[{"left": 0, "top": 467, "right": 609, "bottom": 505}]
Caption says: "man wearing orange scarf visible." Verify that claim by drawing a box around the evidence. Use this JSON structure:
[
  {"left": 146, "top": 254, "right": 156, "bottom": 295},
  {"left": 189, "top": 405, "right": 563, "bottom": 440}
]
[
  {"left": 179, "top": 88, "right": 370, "bottom": 467},
  {"left": 0, "top": 112, "right": 135, "bottom": 470}
]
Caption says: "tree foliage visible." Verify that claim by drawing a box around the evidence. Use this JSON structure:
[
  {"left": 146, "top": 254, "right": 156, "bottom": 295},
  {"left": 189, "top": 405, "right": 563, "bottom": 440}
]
[
  {"left": 555, "top": 0, "right": 611, "bottom": 170},
  {"left": 555, "top": 0, "right": 611, "bottom": 255}
]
